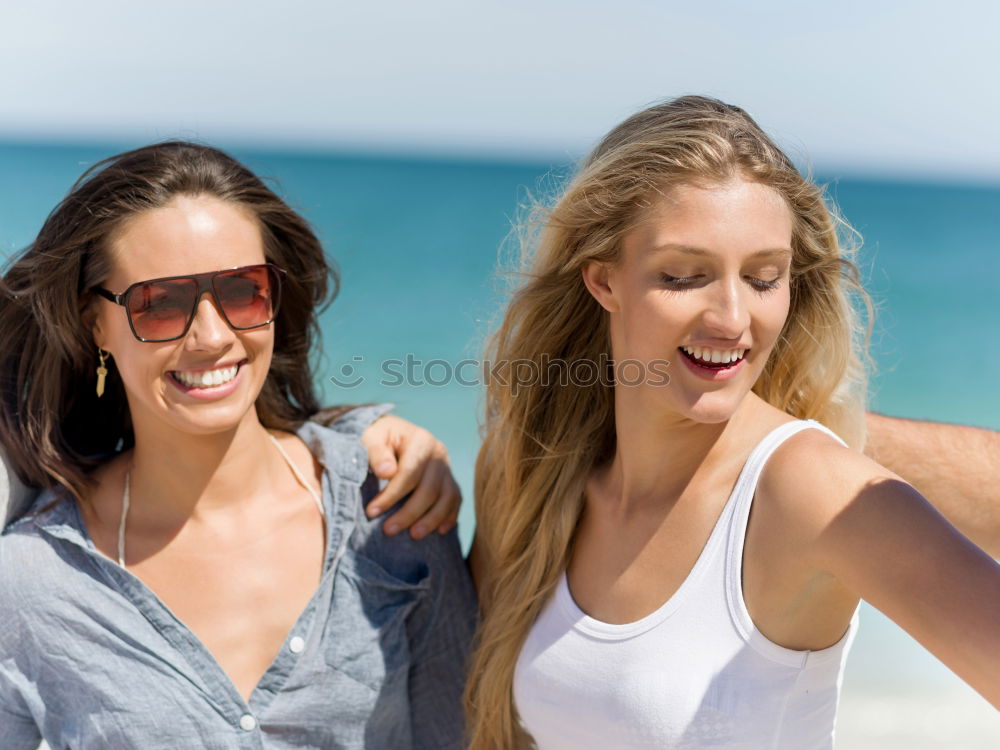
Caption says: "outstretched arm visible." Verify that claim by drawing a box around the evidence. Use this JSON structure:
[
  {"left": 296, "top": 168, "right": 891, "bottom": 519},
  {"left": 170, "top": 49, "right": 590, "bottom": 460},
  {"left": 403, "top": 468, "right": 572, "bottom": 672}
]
[
  {"left": 768, "top": 430, "right": 1000, "bottom": 708},
  {"left": 864, "top": 412, "right": 1000, "bottom": 557}
]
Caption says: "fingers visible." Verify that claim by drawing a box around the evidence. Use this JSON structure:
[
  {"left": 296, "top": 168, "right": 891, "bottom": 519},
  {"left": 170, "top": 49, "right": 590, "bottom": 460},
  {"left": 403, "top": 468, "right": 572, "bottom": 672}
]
[
  {"left": 381, "top": 460, "right": 446, "bottom": 536},
  {"left": 386, "top": 467, "right": 463, "bottom": 540},
  {"left": 360, "top": 416, "right": 403, "bottom": 479},
  {"left": 434, "top": 482, "right": 462, "bottom": 535},
  {"left": 366, "top": 428, "right": 434, "bottom": 519},
  {"left": 358, "top": 414, "right": 464, "bottom": 539},
  {"left": 430, "top": 447, "right": 463, "bottom": 534},
  {"left": 365, "top": 440, "right": 399, "bottom": 480}
]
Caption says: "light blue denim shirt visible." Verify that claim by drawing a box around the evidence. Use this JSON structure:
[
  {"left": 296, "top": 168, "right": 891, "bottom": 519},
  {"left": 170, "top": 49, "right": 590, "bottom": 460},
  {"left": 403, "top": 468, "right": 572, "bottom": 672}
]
[{"left": 0, "top": 406, "right": 478, "bottom": 749}]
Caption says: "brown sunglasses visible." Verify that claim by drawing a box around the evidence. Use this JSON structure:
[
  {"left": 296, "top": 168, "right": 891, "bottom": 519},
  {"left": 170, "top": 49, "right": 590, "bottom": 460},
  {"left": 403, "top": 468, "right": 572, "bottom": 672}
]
[{"left": 92, "top": 263, "right": 286, "bottom": 343}]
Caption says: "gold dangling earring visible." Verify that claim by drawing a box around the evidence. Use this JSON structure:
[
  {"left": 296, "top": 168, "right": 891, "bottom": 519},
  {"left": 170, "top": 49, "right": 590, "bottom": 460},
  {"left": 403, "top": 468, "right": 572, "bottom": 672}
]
[{"left": 96, "top": 348, "right": 109, "bottom": 398}]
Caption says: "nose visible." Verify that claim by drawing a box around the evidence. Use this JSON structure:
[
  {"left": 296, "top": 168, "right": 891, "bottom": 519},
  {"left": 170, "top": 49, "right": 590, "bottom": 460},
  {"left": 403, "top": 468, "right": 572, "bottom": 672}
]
[
  {"left": 700, "top": 277, "right": 749, "bottom": 339},
  {"left": 184, "top": 293, "right": 234, "bottom": 350}
]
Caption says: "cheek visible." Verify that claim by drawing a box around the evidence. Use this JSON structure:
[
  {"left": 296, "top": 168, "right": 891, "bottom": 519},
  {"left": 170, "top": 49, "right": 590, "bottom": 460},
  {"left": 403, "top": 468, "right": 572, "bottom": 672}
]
[
  {"left": 753, "top": 291, "right": 791, "bottom": 348},
  {"left": 619, "top": 294, "right": 690, "bottom": 353},
  {"left": 253, "top": 327, "right": 275, "bottom": 357},
  {"left": 115, "top": 345, "right": 173, "bottom": 388},
  {"left": 245, "top": 329, "right": 276, "bottom": 372},
  {"left": 99, "top": 314, "right": 172, "bottom": 382},
  {"left": 246, "top": 336, "right": 275, "bottom": 399}
]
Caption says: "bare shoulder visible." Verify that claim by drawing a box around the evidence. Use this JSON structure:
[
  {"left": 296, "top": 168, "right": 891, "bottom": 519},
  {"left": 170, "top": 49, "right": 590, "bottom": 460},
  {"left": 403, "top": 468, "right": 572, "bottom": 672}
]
[
  {"left": 735, "top": 400, "right": 897, "bottom": 535},
  {"left": 758, "top": 422, "right": 989, "bottom": 594},
  {"left": 760, "top": 423, "right": 1000, "bottom": 705},
  {"left": 760, "top": 425, "right": 902, "bottom": 525},
  {"left": 268, "top": 428, "right": 324, "bottom": 494},
  {"left": 758, "top": 425, "right": 904, "bottom": 566}
]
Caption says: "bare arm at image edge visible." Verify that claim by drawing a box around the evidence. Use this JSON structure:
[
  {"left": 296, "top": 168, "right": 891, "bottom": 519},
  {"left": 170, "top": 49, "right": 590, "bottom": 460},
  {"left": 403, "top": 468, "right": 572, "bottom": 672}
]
[{"left": 864, "top": 412, "right": 1000, "bottom": 558}]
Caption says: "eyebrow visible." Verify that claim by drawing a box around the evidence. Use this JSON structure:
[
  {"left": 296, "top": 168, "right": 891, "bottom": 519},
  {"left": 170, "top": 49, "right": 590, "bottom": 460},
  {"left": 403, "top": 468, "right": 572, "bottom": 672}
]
[{"left": 651, "top": 244, "right": 792, "bottom": 260}]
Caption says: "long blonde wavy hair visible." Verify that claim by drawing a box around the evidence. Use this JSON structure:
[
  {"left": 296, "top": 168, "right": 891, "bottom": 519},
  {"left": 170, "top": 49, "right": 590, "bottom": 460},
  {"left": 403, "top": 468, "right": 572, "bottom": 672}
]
[{"left": 465, "top": 95, "right": 872, "bottom": 749}]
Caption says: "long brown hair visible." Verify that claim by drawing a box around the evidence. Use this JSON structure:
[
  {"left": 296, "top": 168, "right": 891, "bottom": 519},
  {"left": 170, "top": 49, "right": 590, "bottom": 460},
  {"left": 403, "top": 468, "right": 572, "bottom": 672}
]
[
  {"left": 0, "top": 141, "right": 338, "bottom": 504},
  {"left": 465, "top": 96, "right": 872, "bottom": 748}
]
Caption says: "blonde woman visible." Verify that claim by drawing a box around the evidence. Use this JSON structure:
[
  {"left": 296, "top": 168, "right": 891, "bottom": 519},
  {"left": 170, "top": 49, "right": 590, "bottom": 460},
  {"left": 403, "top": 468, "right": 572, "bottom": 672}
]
[{"left": 466, "top": 96, "right": 1000, "bottom": 749}]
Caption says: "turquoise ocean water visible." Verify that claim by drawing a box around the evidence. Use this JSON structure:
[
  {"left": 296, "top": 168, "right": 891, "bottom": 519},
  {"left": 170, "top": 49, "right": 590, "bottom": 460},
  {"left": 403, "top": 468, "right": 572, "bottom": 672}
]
[{"left": 2, "top": 142, "right": 998, "bottom": 746}]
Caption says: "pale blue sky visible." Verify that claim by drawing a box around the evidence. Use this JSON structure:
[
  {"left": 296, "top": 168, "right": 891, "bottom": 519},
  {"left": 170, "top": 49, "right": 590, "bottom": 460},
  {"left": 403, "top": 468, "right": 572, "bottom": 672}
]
[{"left": 2, "top": 0, "right": 998, "bottom": 181}]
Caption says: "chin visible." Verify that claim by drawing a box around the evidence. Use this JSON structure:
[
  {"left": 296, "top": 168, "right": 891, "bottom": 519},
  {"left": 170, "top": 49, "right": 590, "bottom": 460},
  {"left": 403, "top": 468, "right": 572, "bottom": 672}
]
[
  {"left": 166, "top": 405, "right": 255, "bottom": 436},
  {"left": 673, "top": 390, "right": 748, "bottom": 425},
  {"left": 686, "top": 407, "right": 739, "bottom": 425},
  {"left": 148, "top": 389, "right": 261, "bottom": 437}
]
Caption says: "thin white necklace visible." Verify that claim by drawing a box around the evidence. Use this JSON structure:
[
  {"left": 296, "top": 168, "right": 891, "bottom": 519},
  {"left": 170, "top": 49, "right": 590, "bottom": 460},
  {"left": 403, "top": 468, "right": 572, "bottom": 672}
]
[{"left": 117, "top": 432, "right": 323, "bottom": 568}]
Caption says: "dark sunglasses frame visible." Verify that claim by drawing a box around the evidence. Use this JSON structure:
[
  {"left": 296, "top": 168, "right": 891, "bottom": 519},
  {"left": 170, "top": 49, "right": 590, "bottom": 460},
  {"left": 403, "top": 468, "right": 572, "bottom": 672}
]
[{"left": 92, "top": 263, "right": 287, "bottom": 343}]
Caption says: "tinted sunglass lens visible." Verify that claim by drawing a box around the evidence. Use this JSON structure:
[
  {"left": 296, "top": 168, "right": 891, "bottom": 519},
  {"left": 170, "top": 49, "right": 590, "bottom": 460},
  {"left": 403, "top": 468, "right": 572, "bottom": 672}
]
[
  {"left": 127, "top": 279, "right": 197, "bottom": 341},
  {"left": 214, "top": 266, "right": 277, "bottom": 329}
]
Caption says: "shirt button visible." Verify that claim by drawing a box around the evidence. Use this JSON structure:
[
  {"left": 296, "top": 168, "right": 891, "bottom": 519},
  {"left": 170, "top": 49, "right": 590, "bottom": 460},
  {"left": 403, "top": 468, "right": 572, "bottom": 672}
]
[
  {"left": 352, "top": 456, "right": 358, "bottom": 464},
  {"left": 289, "top": 636, "right": 305, "bottom": 654},
  {"left": 239, "top": 714, "right": 257, "bottom": 731}
]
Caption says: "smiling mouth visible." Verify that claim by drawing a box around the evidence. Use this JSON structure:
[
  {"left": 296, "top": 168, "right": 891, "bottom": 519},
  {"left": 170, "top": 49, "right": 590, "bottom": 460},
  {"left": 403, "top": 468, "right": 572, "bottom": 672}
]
[
  {"left": 168, "top": 360, "right": 246, "bottom": 389},
  {"left": 678, "top": 346, "right": 748, "bottom": 370}
]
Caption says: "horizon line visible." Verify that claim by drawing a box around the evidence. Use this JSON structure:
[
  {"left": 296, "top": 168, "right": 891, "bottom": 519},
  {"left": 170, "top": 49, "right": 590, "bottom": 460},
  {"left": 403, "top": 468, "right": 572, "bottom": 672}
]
[{"left": 2, "top": 132, "right": 999, "bottom": 190}]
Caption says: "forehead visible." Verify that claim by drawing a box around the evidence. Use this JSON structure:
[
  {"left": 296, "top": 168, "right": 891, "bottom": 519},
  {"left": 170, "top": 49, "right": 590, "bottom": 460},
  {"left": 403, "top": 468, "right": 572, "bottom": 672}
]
[
  {"left": 107, "top": 194, "right": 266, "bottom": 285},
  {"left": 624, "top": 179, "right": 794, "bottom": 262}
]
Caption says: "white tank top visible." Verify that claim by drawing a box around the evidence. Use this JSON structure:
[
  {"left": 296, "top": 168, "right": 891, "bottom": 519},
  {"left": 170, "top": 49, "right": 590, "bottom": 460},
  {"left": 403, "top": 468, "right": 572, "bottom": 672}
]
[{"left": 514, "top": 420, "right": 861, "bottom": 750}]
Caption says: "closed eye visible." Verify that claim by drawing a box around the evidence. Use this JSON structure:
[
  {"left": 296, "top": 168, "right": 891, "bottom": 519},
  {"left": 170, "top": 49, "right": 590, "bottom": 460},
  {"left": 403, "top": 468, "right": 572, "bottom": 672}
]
[
  {"left": 660, "top": 273, "right": 782, "bottom": 294},
  {"left": 660, "top": 273, "right": 704, "bottom": 288},
  {"left": 747, "top": 277, "right": 781, "bottom": 293}
]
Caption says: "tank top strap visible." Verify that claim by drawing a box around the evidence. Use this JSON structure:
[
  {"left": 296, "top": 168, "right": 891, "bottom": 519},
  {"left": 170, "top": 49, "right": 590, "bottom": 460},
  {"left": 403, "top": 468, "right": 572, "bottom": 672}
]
[
  {"left": 722, "top": 419, "right": 848, "bottom": 661},
  {"left": 268, "top": 432, "right": 325, "bottom": 518},
  {"left": 729, "top": 419, "right": 847, "bottom": 523}
]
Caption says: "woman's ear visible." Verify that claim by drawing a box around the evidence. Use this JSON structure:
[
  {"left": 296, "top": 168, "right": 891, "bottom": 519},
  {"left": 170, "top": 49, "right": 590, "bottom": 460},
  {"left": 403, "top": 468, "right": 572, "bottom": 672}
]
[
  {"left": 84, "top": 302, "right": 107, "bottom": 352},
  {"left": 581, "top": 261, "right": 620, "bottom": 313}
]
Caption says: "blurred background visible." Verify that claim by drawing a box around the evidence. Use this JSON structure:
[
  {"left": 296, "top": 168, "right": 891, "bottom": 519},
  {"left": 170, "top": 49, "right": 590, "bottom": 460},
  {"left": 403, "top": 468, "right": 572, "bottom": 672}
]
[{"left": 2, "top": 1, "right": 998, "bottom": 746}]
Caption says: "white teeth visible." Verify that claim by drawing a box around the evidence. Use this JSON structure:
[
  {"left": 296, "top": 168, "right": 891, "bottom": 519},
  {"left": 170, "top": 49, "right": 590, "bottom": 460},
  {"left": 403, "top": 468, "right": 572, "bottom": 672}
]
[
  {"left": 681, "top": 346, "right": 747, "bottom": 365},
  {"left": 173, "top": 365, "right": 239, "bottom": 388}
]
